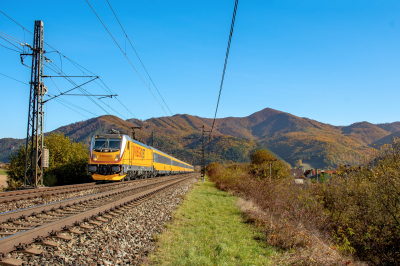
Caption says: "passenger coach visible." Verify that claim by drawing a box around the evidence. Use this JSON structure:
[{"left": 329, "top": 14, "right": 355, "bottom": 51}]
[{"left": 87, "top": 132, "right": 194, "bottom": 181}]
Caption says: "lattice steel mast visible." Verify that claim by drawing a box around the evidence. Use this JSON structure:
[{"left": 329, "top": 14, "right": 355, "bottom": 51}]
[{"left": 23, "top": 20, "right": 46, "bottom": 187}]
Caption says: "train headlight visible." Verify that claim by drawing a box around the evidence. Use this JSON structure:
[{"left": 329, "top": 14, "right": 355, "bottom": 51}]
[
  {"left": 115, "top": 155, "right": 120, "bottom": 161},
  {"left": 92, "top": 154, "right": 97, "bottom": 161}
]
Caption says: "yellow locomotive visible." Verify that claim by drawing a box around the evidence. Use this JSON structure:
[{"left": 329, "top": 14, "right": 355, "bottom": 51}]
[{"left": 87, "top": 131, "right": 194, "bottom": 181}]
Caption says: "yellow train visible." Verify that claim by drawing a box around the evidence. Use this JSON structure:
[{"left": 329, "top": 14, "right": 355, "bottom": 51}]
[{"left": 87, "top": 132, "right": 194, "bottom": 181}]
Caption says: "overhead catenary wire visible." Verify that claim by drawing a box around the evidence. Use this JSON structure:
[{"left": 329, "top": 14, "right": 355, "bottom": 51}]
[
  {"left": 54, "top": 98, "right": 90, "bottom": 119},
  {"left": 85, "top": 0, "right": 174, "bottom": 119},
  {"left": 0, "top": 11, "right": 31, "bottom": 33},
  {"left": 0, "top": 35, "right": 23, "bottom": 51},
  {"left": 0, "top": 71, "right": 96, "bottom": 118},
  {"left": 0, "top": 43, "right": 21, "bottom": 53},
  {"left": 56, "top": 97, "right": 97, "bottom": 117},
  {"left": 56, "top": 67, "right": 127, "bottom": 120},
  {"left": 209, "top": 0, "right": 238, "bottom": 137},
  {"left": 47, "top": 55, "right": 129, "bottom": 120},
  {"left": 47, "top": 61, "right": 137, "bottom": 129},
  {"left": 106, "top": 0, "right": 173, "bottom": 116},
  {"left": 44, "top": 63, "right": 111, "bottom": 116},
  {"left": 0, "top": 72, "right": 29, "bottom": 85},
  {"left": 64, "top": 56, "right": 138, "bottom": 119},
  {"left": 85, "top": 1, "right": 185, "bottom": 131},
  {"left": 0, "top": 31, "right": 24, "bottom": 44},
  {"left": 1, "top": 10, "right": 178, "bottom": 133},
  {"left": 47, "top": 75, "right": 98, "bottom": 116},
  {"left": 1, "top": 10, "right": 138, "bottom": 121}
]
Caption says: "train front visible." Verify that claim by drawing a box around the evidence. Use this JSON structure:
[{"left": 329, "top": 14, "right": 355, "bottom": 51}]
[{"left": 87, "top": 134, "right": 127, "bottom": 181}]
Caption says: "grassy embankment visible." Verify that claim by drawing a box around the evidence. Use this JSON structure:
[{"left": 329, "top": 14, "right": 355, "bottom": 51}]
[
  {"left": 0, "top": 169, "right": 6, "bottom": 175},
  {"left": 150, "top": 177, "right": 277, "bottom": 265},
  {"left": 207, "top": 145, "right": 400, "bottom": 265}
]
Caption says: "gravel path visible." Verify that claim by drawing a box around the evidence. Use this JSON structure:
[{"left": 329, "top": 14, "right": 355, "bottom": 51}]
[{"left": 7, "top": 177, "right": 197, "bottom": 265}]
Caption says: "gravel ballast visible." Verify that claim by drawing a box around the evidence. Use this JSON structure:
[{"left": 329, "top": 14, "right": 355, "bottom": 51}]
[{"left": 7, "top": 176, "right": 197, "bottom": 265}]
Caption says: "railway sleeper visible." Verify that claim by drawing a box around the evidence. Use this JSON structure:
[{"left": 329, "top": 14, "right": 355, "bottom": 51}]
[
  {"left": 68, "top": 228, "right": 84, "bottom": 235},
  {"left": 0, "top": 257, "right": 27, "bottom": 266}
]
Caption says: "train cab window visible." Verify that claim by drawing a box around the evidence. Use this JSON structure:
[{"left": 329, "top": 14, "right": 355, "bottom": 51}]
[
  {"left": 109, "top": 140, "right": 121, "bottom": 149},
  {"left": 94, "top": 139, "right": 107, "bottom": 149},
  {"left": 93, "top": 139, "right": 121, "bottom": 151}
]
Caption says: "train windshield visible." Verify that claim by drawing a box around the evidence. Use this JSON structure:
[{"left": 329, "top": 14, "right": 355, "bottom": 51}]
[{"left": 93, "top": 139, "right": 121, "bottom": 152}]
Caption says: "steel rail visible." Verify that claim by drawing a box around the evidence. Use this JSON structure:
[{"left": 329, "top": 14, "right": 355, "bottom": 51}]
[
  {"left": 0, "top": 176, "right": 168, "bottom": 203},
  {"left": 0, "top": 173, "right": 197, "bottom": 254},
  {"left": 0, "top": 175, "right": 186, "bottom": 223},
  {"left": 0, "top": 182, "right": 96, "bottom": 198}
]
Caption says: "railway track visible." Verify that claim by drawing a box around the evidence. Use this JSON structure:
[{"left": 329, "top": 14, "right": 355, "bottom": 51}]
[
  {"left": 0, "top": 173, "right": 198, "bottom": 265},
  {"left": 0, "top": 177, "right": 164, "bottom": 204}
]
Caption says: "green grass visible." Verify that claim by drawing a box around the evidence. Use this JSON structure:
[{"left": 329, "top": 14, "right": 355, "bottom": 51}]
[
  {"left": 0, "top": 169, "right": 6, "bottom": 175},
  {"left": 150, "top": 177, "right": 277, "bottom": 266}
]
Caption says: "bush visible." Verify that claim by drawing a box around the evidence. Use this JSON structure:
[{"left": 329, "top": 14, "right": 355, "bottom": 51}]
[
  {"left": 6, "top": 133, "right": 90, "bottom": 189},
  {"left": 250, "top": 149, "right": 276, "bottom": 165},
  {"left": 320, "top": 140, "right": 400, "bottom": 264},
  {"left": 249, "top": 149, "right": 290, "bottom": 180},
  {"left": 207, "top": 163, "right": 342, "bottom": 264},
  {"left": 207, "top": 140, "right": 400, "bottom": 264}
]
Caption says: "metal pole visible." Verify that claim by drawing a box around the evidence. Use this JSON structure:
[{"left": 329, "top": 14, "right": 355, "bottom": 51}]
[
  {"left": 269, "top": 163, "right": 272, "bottom": 182},
  {"left": 24, "top": 20, "right": 45, "bottom": 188},
  {"left": 201, "top": 125, "right": 205, "bottom": 182}
]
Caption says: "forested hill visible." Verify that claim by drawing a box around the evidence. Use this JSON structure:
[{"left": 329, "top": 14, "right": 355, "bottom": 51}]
[
  {"left": 0, "top": 115, "right": 271, "bottom": 167},
  {"left": 137, "top": 108, "right": 398, "bottom": 168},
  {"left": 1, "top": 107, "right": 399, "bottom": 169}
]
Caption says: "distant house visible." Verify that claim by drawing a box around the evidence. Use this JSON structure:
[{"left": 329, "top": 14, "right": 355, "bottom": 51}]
[
  {"left": 304, "top": 169, "right": 314, "bottom": 179},
  {"left": 324, "top": 170, "right": 335, "bottom": 175},
  {"left": 290, "top": 169, "right": 304, "bottom": 179},
  {"left": 304, "top": 169, "right": 333, "bottom": 183}
]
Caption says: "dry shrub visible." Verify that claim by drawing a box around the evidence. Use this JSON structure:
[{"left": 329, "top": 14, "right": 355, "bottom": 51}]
[
  {"left": 320, "top": 141, "right": 400, "bottom": 265},
  {"left": 40, "top": 193, "right": 51, "bottom": 201},
  {"left": 206, "top": 162, "right": 365, "bottom": 265},
  {"left": 207, "top": 139, "right": 400, "bottom": 265}
]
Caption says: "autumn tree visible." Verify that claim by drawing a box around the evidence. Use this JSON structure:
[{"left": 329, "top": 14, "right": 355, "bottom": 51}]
[
  {"left": 6, "top": 133, "right": 90, "bottom": 188},
  {"left": 249, "top": 149, "right": 289, "bottom": 180},
  {"left": 250, "top": 149, "right": 277, "bottom": 165}
]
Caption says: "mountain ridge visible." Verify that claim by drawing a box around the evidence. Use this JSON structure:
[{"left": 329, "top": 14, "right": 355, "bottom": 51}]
[{"left": 1, "top": 107, "right": 398, "bottom": 169}]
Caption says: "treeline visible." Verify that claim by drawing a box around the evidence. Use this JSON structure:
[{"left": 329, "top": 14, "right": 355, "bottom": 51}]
[
  {"left": 207, "top": 144, "right": 400, "bottom": 265},
  {"left": 6, "top": 133, "right": 90, "bottom": 189}
]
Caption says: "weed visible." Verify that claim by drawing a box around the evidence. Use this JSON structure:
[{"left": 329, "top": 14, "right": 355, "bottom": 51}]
[{"left": 40, "top": 193, "right": 51, "bottom": 201}]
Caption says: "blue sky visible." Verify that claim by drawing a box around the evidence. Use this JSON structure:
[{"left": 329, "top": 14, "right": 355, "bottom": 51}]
[{"left": 1, "top": 0, "right": 400, "bottom": 139}]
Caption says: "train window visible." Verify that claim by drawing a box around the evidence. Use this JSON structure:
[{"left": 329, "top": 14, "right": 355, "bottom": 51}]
[
  {"left": 93, "top": 139, "right": 121, "bottom": 151},
  {"left": 127, "top": 142, "right": 129, "bottom": 150},
  {"left": 94, "top": 139, "right": 106, "bottom": 149},
  {"left": 109, "top": 140, "right": 121, "bottom": 149}
]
